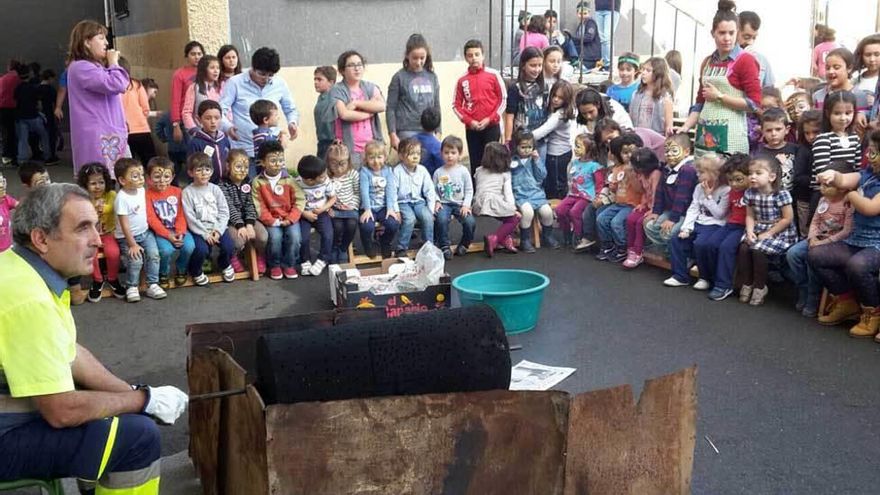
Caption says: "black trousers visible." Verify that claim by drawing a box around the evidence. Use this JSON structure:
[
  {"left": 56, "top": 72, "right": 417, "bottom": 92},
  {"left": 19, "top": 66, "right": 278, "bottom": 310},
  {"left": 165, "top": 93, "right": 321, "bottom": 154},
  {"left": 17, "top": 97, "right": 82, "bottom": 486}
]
[
  {"left": 465, "top": 124, "right": 501, "bottom": 184},
  {"left": 128, "top": 132, "right": 157, "bottom": 165},
  {"left": 0, "top": 108, "right": 17, "bottom": 160}
]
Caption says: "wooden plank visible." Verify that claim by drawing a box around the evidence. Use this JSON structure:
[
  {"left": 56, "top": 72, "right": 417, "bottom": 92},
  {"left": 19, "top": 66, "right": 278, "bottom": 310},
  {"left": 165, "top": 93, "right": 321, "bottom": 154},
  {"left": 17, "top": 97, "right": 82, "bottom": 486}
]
[
  {"left": 186, "top": 351, "right": 221, "bottom": 495},
  {"left": 563, "top": 367, "right": 697, "bottom": 495},
  {"left": 266, "top": 390, "right": 570, "bottom": 495}
]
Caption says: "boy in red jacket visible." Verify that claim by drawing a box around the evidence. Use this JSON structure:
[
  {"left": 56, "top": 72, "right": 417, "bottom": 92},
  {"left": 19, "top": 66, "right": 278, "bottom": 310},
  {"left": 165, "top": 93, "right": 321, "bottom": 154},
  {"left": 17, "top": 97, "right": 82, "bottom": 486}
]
[
  {"left": 251, "top": 140, "right": 304, "bottom": 280},
  {"left": 453, "top": 39, "right": 507, "bottom": 183}
]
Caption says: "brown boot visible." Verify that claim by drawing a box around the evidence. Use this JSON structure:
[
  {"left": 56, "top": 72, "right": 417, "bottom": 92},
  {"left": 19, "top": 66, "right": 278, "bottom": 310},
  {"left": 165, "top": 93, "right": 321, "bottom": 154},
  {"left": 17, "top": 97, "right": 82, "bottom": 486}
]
[
  {"left": 69, "top": 286, "right": 88, "bottom": 306},
  {"left": 818, "top": 293, "right": 860, "bottom": 326},
  {"left": 849, "top": 306, "right": 880, "bottom": 338}
]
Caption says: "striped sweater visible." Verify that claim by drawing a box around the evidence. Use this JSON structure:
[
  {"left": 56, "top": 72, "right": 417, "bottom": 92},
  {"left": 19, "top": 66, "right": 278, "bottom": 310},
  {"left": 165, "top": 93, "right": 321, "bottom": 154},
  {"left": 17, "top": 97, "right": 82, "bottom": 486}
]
[
  {"left": 219, "top": 177, "right": 258, "bottom": 228},
  {"left": 330, "top": 169, "right": 360, "bottom": 211},
  {"left": 811, "top": 132, "right": 861, "bottom": 189}
]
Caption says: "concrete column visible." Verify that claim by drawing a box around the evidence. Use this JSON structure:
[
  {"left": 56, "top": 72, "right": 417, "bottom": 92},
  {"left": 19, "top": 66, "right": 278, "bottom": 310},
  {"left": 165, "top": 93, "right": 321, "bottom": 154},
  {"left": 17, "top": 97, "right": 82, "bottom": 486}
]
[{"left": 184, "top": 0, "right": 230, "bottom": 54}]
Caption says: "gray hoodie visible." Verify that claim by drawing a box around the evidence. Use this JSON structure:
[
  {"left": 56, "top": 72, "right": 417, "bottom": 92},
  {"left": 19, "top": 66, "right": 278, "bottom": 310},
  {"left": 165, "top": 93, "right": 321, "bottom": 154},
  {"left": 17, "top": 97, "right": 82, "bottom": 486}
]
[{"left": 386, "top": 69, "right": 441, "bottom": 135}]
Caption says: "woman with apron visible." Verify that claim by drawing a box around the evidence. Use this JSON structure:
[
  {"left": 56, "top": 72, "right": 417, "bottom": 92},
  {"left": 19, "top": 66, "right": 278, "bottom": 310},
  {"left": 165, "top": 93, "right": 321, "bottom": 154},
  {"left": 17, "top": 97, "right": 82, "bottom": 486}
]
[{"left": 677, "top": 1, "right": 761, "bottom": 156}]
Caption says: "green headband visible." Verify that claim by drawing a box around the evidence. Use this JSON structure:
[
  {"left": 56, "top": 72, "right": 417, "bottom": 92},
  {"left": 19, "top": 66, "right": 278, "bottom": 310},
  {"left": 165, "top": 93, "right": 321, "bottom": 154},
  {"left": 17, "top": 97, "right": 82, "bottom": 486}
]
[{"left": 619, "top": 56, "right": 640, "bottom": 67}]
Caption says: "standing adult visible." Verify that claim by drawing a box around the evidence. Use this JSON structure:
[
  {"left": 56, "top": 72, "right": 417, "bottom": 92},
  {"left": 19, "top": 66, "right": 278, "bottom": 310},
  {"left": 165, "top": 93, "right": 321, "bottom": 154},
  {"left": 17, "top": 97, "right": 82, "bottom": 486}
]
[
  {"left": 220, "top": 47, "right": 300, "bottom": 160},
  {"left": 0, "top": 184, "right": 188, "bottom": 493},
  {"left": 0, "top": 59, "right": 22, "bottom": 166},
  {"left": 595, "top": 0, "right": 621, "bottom": 68},
  {"left": 170, "top": 41, "right": 204, "bottom": 144},
  {"left": 14, "top": 63, "right": 51, "bottom": 164},
  {"left": 738, "top": 11, "right": 776, "bottom": 88},
  {"left": 66, "top": 20, "right": 129, "bottom": 178},
  {"left": 331, "top": 50, "right": 385, "bottom": 168},
  {"left": 678, "top": 1, "right": 761, "bottom": 156},
  {"left": 217, "top": 44, "right": 242, "bottom": 85},
  {"left": 386, "top": 34, "right": 440, "bottom": 151},
  {"left": 812, "top": 27, "right": 842, "bottom": 79}
]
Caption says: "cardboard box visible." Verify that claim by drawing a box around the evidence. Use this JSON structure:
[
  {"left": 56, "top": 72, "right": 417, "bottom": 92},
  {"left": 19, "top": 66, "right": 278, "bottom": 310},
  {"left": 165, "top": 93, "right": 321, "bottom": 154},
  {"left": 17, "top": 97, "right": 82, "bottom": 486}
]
[{"left": 330, "top": 258, "right": 451, "bottom": 318}]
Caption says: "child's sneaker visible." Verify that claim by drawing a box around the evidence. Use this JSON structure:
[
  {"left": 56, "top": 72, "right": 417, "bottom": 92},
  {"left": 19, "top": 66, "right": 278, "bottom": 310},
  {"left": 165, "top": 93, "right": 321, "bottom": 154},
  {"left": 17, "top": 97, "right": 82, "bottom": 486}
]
[
  {"left": 749, "top": 286, "right": 769, "bottom": 306},
  {"left": 230, "top": 255, "right": 246, "bottom": 273},
  {"left": 574, "top": 238, "right": 595, "bottom": 252},
  {"left": 283, "top": 267, "right": 298, "bottom": 279},
  {"left": 88, "top": 281, "right": 104, "bottom": 303},
  {"left": 739, "top": 284, "right": 753, "bottom": 303},
  {"left": 269, "top": 267, "right": 283, "bottom": 280},
  {"left": 692, "top": 279, "right": 711, "bottom": 291},
  {"left": 125, "top": 286, "right": 141, "bottom": 303},
  {"left": 664, "top": 276, "right": 689, "bottom": 287},
  {"left": 501, "top": 235, "right": 518, "bottom": 253},
  {"left": 221, "top": 265, "right": 235, "bottom": 283},
  {"left": 159, "top": 275, "right": 171, "bottom": 290},
  {"left": 708, "top": 287, "right": 734, "bottom": 301},
  {"left": 622, "top": 250, "right": 643, "bottom": 269},
  {"left": 595, "top": 247, "right": 612, "bottom": 261},
  {"left": 300, "top": 261, "right": 313, "bottom": 276},
  {"left": 609, "top": 248, "right": 628, "bottom": 263},
  {"left": 193, "top": 273, "right": 210, "bottom": 286},
  {"left": 144, "top": 284, "right": 167, "bottom": 300},
  {"left": 442, "top": 246, "right": 453, "bottom": 260},
  {"left": 174, "top": 274, "right": 188, "bottom": 287},
  {"left": 455, "top": 245, "right": 469, "bottom": 257},
  {"left": 309, "top": 259, "right": 326, "bottom": 276},
  {"left": 108, "top": 279, "right": 126, "bottom": 299},
  {"left": 256, "top": 254, "right": 267, "bottom": 274}
]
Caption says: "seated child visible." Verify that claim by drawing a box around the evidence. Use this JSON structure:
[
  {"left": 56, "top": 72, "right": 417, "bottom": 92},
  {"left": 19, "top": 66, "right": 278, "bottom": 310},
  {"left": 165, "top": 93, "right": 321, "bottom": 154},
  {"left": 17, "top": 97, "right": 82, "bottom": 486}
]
[
  {"left": 621, "top": 148, "right": 662, "bottom": 268},
  {"left": 786, "top": 160, "right": 854, "bottom": 317},
  {"left": 114, "top": 158, "right": 165, "bottom": 302},
  {"left": 737, "top": 156, "right": 797, "bottom": 306},
  {"left": 188, "top": 100, "right": 231, "bottom": 184},
  {"left": 326, "top": 141, "right": 360, "bottom": 263},
  {"left": 704, "top": 153, "right": 750, "bottom": 301},
  {"left": 18, "top": 161, "right": 51, "bottom": 193},
  {"left": 393, "top": 137, "right": 436, "bottom": 253},
  {"left": 556, "top": 133, "right": 601, "bottom": 251},
  {"left": 359, "top": 140, "right": 401, "bottom": 258},
  {"left": 643, "top": 133, "right": 697, "bottom": 254},
  {"left": 251, "top": 99, "right": 289, "bottom": 150},
  {"left": 146, "top": 156, "right": 195, "bottom": 288},
  {"left": 218, "top": 149, "right": 268, "bottom": 273},
  {"left": 433, "top": 135, "right": 476, "bottom": 259},
  {"left": 415, "top": 107, "right": 443, "bottom": 176},
  {"left": 596, "top": 133, "right": 643, "bottom": 262},
  {"left": 252, "top": 140, "right": 303, "bottom": 280},
  {"left": 474, "top": 142, "right": 520, "bottom": 256},
  {"left": 665, "top": 153, "right": 730, "bottom": 289},
  {"left": 0, "top": 172, "right": 18, "bottom": 253},
  {"left": 155, "top": 110, "right": 189, "bottom": 185},
  {"left": 296, "top": 155, "right": 336, "bottom": 276},
  {"left": 75, "top": 163, "right": 124, "bottom": 301},
  {"left": 182, "top": 152, "right": 235, "bottom": 285},
  {"left": 510, "top": 128, "right": 558, "bottom": 253}
]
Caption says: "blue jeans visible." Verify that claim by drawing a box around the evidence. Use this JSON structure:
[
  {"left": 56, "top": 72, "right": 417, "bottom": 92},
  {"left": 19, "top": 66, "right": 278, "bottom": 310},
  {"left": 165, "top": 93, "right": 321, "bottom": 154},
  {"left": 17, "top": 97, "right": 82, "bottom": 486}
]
[
  {"left": 669, "top": 223, "right": 721, "bottom": 283},
  {"left": 705, "top": 224, "right": 745, "bottom": 291},
  {"left": 596, "top": 203, "right": 632, "bottom": 247},
  {"left": 155, "top": 232, "right": 195, "bottom": 277},
  {"left": 118, "top": 231, "right": 160, "bottom": 287},
  {"left": 398, "top": 202, "right": 434, "bottom": 251},
  {"left": 596, "top": 10, "right": 620, "bottom": 66},
  {"left": 16, "top": 116, "right": 50, "bottom": 162},
  {"left": 359, "top": 208, "right": 400, "bottom": 251},
  {"left": 191, "top": 230, "right": 235, "bottom": 275},
  {"left": 265, "top": 223, "right": 302, "bottom": 269},
  {"left": 644, "top": 211, "right": 685, "bottom": 254},
  {"left": 300, "top": 211, "right": 334, "bottom": 263},
  {"left": 787, "top": 239, "right": 822, "bottom": 304},
  {"left": 434, "top": 203, "right": 476, "bottom": 249}
]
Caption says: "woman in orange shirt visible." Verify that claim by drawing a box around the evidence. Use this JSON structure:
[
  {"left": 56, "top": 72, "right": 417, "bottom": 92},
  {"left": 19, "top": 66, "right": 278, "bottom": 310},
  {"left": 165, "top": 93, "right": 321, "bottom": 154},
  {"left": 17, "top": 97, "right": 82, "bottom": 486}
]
[{"left": 119, "top": 57, "right": 155, "bottom": 164}]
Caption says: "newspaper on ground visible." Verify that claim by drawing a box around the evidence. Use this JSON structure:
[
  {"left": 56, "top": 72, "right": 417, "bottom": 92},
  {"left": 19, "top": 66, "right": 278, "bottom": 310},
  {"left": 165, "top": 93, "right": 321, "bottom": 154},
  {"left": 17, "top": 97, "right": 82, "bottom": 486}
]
[{"left": 509, "top": 360, "right": 577, "bottom": 391}]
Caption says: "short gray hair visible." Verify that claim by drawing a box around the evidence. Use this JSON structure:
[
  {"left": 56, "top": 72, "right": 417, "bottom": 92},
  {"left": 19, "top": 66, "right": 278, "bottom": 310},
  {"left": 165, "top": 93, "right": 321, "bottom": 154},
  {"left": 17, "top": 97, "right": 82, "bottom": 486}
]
[{"left": 12, "top": 183, "right": 91, "bottom": 247}]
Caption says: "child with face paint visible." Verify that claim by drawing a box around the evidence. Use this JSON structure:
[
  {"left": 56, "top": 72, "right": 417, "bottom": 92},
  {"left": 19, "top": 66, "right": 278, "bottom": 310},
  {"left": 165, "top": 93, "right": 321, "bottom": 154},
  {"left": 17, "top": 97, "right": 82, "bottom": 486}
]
[
  {"left": 792, "top": 110, "right": 823, "bottom": 235},
  {"left": 665, "top": 153, "right": 729, "bottom": 290},
  {"left": 786, "top": 160, "right": 853, "bottom": 318},
  {"left": 326, "top": 141, "right": 360, "bottom": 263},
  {"left": 810, "top": 130, "right": 880, "bottom": 338},
  {"left": 556, "top": 133, "right": 602, "bottom": 250},
  {"left": 146, "top": 157, "right": 196, "bottom": 289},
  {"left": 606, "top": 53, "right": 641, "bottom": 112},
  {"left": 643, "top": 133, "right": 697, "bottom": 254},
  {"left": 392, "top": 137, "right": 436, "bottom": 254},
  {"left": 509, "top": 129, "right": 558, "bottom": 253},
  {"left": 359, "top": 141, "right": 400, "bottom": 259},
  {"left": 784, "top": 91, "right": 812, "bottom": 144},
  {"left": 76, "top": 163, "right": 124, "bottom": 302},
  {"left": 0, "top": 171, "right": 17, "bottom": 253},
  {"left": 736, "top": 156, "right": 797, "bottom": 306},
  {"left": 596, "top": 133, "right": 643, "bottom": 263},
  {"left": 621, "top": 148, "right": 662, "bottom": 269},
  {"left": 704, "top": 153, "right": 750, "bottom": 301},
  {"left": 504, "top": 47, "right": 547, "bottom": 145},
  {"left": 183, "top": 153, "right": 235, "bottom": 284},
  {"left": 219, "top": 149, "right": 268, "bottom": 274}
]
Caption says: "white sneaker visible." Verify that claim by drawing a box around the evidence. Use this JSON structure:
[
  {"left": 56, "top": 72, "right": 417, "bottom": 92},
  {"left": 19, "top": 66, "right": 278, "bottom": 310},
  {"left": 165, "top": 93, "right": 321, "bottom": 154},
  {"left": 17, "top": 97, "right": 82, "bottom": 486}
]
[
  {"left": 309, "top": 259, "right": 326, "bottom": 276},
  {"left": 663, "top": 276, "right": 689, "bottom": 287},
  {"left": 125, "top": 286, "right": 141, "bottom": 303},
  {"left": 144, "top": 284, "right": 167, "bottom": 300},
  {"left": 221, "top": 265, "right": 235, "bottom": 283},
  {"left": 574, "top": 238, "right": 595, "bottom": 252},
  {"left": 692, "top": 279, "right": 711, "bottom": 291},
  {"left": 300, "top": 261, "right": 313, "bottom": 276},
  {"left": 193, "top": 273, "right": 209, "bottom": 286}
]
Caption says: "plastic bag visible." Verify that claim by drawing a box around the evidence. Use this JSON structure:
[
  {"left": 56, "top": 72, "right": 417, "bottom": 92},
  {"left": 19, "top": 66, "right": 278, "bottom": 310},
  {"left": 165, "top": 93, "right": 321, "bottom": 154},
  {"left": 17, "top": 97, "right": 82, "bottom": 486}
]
[{"left": 414, "top": 241, "right": 445, "bottom": 288}]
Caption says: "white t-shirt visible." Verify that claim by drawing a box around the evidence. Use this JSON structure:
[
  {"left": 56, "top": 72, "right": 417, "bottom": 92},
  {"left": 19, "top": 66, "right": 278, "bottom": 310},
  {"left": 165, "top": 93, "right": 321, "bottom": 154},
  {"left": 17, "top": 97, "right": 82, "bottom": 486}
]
[{"left": 114, "top": 187, "right": 148, "bottom": 238}]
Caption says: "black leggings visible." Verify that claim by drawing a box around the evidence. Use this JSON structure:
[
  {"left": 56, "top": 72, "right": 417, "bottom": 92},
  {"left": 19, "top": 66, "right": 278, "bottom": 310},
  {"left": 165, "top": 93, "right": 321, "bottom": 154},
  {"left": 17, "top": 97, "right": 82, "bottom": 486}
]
[
  {"left": 809, "top": 241, "right": 880, "bottom": 306},
  {"left": 737, "top": 243, "right": 769, "bottom": 289},
  {"left": 333, "top": 217, "right": 358, "bottom": 256},
  {"left": 465, "top": 124, "right": 501, "bottom": 184},
  {"left": 128, "top": 132, "right": 156, "bottom": 165}
]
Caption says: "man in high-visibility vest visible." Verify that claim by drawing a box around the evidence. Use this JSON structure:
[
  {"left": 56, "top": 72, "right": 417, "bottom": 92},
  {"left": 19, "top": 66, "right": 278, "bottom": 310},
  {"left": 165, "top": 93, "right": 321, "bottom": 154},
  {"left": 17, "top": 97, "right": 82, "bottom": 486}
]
[{"left": 0, "top": 183, "right": 188, "bottom": 494}]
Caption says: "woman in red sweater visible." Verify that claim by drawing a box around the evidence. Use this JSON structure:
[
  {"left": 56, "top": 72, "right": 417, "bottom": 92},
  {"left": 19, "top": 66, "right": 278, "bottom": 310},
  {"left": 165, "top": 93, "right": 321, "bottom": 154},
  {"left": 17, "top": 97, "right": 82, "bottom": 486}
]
[{"left": 170, "top": 41, "right": 204, "bottom": 144}]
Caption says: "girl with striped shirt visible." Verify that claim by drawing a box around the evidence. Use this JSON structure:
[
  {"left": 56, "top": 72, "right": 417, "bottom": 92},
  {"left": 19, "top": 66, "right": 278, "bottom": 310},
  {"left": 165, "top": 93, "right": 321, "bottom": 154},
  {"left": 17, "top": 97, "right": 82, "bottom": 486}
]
[
  {"left": 326, "top": 141, "right": 360, "bottom": 263},
  {"left": 811, "top": 91, "right": 860, "bottom": 216}
]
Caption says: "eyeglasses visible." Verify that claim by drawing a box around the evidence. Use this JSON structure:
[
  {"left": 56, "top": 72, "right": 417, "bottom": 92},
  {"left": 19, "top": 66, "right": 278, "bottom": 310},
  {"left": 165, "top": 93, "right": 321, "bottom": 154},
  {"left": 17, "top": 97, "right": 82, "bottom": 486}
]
[{"left": 345, "top": 62, "right": 364, "bottom": 69}]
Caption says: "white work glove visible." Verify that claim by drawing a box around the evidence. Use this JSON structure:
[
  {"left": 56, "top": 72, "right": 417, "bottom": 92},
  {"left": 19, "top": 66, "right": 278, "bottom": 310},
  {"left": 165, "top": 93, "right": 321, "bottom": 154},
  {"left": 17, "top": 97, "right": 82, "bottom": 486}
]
[{"left": 143, "top": 385, "right": 189, "bottom": 425}]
